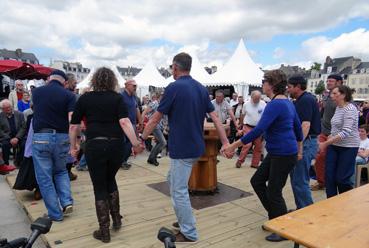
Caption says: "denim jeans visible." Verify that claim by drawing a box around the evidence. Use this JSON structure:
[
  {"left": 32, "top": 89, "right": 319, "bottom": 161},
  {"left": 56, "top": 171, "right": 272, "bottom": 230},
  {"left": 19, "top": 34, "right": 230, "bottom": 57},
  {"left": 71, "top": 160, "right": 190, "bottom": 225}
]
[
  {"left": 290, "top": 137, "right": 318, "bottom": 209},
  {"left": 32, "top": 133, "right": 73, "bottom": 221},
  {"left": 149, "top": 127, "right": 166, "bottom": 161},
  {"left": 167, "top": 158, "right": 199, "bottom": 241},
  {"left": 325, "top": 145, "right": 358, "bottom": 198}
]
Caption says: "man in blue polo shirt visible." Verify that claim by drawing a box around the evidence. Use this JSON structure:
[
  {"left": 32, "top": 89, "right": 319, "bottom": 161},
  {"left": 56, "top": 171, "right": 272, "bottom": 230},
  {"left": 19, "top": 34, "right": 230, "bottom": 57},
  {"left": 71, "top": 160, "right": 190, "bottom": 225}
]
[
  {"left": 141, "top": 53, "right": 231, "bottom": 243},
  {"left": 121, "top": 79, "right": 142, "bottom": 170},
  {"left": 287, "top": 75, "right": 321, "bottom": 209},
  {"left": 32, "top": 69, "right": 75, "bottom": 221}
]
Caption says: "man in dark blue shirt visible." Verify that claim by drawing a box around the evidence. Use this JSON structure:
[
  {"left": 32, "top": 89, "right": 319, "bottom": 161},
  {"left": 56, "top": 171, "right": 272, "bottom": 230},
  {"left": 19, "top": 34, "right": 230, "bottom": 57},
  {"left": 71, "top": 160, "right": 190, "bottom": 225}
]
[
  {"left": 121, "top": 79, "right": 142, "bottom": 170},
  {"left": 287, "top": 75, "right": 321, "bottom": 209},
  {"left": 141, "top": 53, "right": 231, "bottom": 243},
  {"left": 32, "top": 69, "right": 76, "bottom": 221}
]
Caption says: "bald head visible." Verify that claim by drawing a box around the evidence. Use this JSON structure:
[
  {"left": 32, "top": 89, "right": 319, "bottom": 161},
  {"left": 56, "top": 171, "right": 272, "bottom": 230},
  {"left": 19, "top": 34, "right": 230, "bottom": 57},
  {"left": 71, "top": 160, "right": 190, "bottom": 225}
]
[
  {"left": 251, "top": 91, "right": 261, "bottom": 104},
  {"left": 124, "top": 79, "right": 137, "bottom": 95},
  {"left": 0, "top": 99, "right": 12, "bottom": 114}
]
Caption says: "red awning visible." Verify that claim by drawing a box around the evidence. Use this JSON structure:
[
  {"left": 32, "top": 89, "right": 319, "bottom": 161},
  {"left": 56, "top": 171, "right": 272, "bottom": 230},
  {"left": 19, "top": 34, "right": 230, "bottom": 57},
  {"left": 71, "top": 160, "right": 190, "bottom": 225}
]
[{"left": 0, "top": 60, "right": 53, "bottom": 80}]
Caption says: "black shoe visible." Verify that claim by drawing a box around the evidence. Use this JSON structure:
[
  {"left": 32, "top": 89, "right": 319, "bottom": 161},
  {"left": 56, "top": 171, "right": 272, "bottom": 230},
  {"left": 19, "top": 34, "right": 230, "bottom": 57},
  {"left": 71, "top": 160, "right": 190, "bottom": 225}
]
[
  {"left": 265, "top": 233, "right": 287, "bottom": 242},
  {"left": 147, "top": 159, "right": 159, "bottom": 166},
  {"left": 261, "top": 224, "right": 266, "bottom": 231},
  {"left": 172, "top": 221, "right": 180, "bottom": 230}
]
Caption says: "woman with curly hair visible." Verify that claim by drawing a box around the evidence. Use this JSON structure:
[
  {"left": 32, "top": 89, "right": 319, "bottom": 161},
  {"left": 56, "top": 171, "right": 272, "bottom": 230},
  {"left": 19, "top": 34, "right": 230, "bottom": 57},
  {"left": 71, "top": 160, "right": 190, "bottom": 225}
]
[
  {"left": 69, "top": 67, "right": 144, "bottom": 243},
  {"left": 223, "top": 69, "right": 303, "bottom": 242}
]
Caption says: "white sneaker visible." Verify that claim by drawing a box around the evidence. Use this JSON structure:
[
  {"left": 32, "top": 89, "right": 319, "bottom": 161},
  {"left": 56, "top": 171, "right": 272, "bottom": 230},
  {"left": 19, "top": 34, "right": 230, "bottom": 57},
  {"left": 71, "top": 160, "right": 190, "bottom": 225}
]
[{"left": 157, "top": 153, "right": 162, "bottom": 159}]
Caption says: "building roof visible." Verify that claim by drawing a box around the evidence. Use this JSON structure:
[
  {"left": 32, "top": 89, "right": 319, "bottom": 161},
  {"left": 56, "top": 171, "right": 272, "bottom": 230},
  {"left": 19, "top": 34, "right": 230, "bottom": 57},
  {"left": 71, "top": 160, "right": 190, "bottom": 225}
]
[
  {"left": 0, "top": 48, "right": 39, "bottom": 64},
  {"left": 356, "top": 62, "right": 369, "bottom": 69}
]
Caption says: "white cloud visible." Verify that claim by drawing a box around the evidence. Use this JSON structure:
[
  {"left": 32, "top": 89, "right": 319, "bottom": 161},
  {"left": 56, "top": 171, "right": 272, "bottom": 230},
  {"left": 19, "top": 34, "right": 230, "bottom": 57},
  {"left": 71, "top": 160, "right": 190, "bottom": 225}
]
[
  {"left": 302, "top": 28, "right": 369, "bottom": 62},
  {"left": 273, "top": 47, "right": 285, "bottom": 59},
  {"left": 0, "top": 0, "right": 368, "bottom": 68}
]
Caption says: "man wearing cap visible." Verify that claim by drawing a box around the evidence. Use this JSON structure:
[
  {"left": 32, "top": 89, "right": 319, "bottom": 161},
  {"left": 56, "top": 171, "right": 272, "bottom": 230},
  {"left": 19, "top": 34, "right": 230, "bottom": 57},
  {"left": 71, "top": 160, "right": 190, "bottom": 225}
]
[
  {"left": 8, "top": 80, "right": 24, "bottom": 111},
  {"left": 121, "top": 79, "right": 142, "bottom": 170},
  {"left": 311, "top": 74, "right": 343, "bottom": 191},
  {"left": 31, "top": 69, "right": 75, "bottom": 221},
  {"left": 287, "top": 75, "right": 321, "bottom": 209}
]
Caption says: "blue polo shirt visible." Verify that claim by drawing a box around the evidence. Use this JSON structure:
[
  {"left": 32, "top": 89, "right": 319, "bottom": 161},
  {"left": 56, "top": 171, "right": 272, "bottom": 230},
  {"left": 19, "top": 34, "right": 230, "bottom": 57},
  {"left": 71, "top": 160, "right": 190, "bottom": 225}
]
[
  {"left": 32, "top": 80, "right": 76, "bottom": 133},
  {"left": 294, "top": 92, "right": 321, "bottom": 136},
  {"left": 157, "top": 75, "right": 214, "bottom": 159},
  {"left": 121, "top": 90, "right": 137, "bottom": 125}
]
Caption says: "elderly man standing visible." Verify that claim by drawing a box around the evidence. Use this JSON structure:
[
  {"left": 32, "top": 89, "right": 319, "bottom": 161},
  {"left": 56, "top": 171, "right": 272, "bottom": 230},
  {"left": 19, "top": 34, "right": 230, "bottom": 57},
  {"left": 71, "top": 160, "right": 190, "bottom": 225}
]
[
  {"left": 8, "top": 80, "right": 24, "bottom": 111},
  {"left": 287, "top": 75, "right": 321, "bottom": 209},
  {"left": 121, "top": 79, "right": 142, "bottom": 170},
  {"left": 211, "top": 90, "right": 238, "bottom": 127},
  {"left": 32, "top": 70, "right": 75, "bottom": 221},
  {"left": 235, "top": 91, "right": 266, "bottom": 168},
  {"left": 142, "top": 53, "right": 231, "bottom": 243},
  {"left": 0, "top": 99, "right": 26, "bottom": 168}
]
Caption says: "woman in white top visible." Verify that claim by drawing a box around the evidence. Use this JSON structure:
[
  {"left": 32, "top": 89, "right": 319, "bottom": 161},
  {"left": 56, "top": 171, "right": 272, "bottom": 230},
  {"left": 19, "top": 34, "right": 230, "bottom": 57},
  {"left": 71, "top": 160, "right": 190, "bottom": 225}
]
[{"left": 319, "top": 85, "right": 360, "bottom": 198}]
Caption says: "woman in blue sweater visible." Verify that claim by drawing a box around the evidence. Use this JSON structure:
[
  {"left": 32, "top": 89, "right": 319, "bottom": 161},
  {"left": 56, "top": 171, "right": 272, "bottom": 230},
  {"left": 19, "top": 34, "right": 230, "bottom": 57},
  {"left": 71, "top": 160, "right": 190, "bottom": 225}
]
[{"left": 223, "top": 70, "right": 303, "bottom": 242}]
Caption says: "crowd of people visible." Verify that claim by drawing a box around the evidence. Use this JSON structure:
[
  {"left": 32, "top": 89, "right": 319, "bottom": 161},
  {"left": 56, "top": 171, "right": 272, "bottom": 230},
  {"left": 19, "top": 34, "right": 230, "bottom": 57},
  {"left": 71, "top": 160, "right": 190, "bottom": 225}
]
[{"left": 0, "top": 52, "right": 368, "bottom": 244}]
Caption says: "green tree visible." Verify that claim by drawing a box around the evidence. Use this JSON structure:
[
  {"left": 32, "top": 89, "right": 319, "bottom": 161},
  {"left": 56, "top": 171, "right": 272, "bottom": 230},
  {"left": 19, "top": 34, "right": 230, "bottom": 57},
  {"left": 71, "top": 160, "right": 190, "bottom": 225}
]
[
  {"left": 310, "top": 62, "right": 322, "bottom": 71},
  {"left": 315, "top": 80, "right": 325, "bottom": 95}
]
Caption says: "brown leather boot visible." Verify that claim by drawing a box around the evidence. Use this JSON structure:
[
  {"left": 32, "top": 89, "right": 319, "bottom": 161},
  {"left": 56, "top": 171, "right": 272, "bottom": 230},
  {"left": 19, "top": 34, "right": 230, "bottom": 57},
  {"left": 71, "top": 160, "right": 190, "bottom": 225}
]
[
  {"left": 93, "top": 200, "right": 111, "bottom": 243},
  {"left": 109, "top": 191, "right": 123, "bottom": 230}
]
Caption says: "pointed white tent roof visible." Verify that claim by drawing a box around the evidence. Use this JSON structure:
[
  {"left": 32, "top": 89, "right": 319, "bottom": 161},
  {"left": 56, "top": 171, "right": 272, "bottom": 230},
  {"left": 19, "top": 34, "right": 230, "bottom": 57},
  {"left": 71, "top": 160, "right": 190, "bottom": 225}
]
[
  {"left": 133, "top": 60, "right": 167, "bottom": 87},
  {"left": 165, "top": 52, "right": 213, "bottom": 85},
  {"left": 76, "top": 67, "right": 95, "bottom": 89},
  {"left": 110, "top": 65, "right": 126, "bottom": 88},
  {"left": 210, "top": 39, "right": 263, "bottom": 87}
]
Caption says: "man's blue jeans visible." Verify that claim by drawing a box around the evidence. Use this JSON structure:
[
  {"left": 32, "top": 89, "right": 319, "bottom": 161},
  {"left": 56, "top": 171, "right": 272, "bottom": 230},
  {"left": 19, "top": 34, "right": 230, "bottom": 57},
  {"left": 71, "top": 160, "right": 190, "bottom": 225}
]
[
  {"left": 32, "top": 133, "right": 73, "bottom": 221},
  {"left": 350, "top": 156, "right": 367, "bottom": 184},
  {"left": 167, "top": 158, "right": 198, "bottom": 241},
  {"left": 149, "top": 128, "right": 166, "bottom": 161},
  {"left": 290, "top": 137, "right": 318, "bottom": 209}
]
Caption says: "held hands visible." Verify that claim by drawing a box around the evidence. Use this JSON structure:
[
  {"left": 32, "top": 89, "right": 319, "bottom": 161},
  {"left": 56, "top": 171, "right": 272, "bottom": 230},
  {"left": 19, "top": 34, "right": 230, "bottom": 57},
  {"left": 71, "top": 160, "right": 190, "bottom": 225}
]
[
  {"left": 70, "top": 146, "right": 80, "bottom": 159},
  {"left": 220, "top": 143, "right": 235, "bottom": 159},
  {"left": 132, "top": 138, "right": 145, "bottom": 155}
]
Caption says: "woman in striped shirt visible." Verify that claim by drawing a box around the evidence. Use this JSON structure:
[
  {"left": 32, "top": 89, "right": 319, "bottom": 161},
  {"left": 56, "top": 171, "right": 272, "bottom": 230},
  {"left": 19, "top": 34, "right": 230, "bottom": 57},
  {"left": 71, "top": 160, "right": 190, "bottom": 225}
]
[{"left": 318, "top": 85, "right": 360, "bottom": 198}]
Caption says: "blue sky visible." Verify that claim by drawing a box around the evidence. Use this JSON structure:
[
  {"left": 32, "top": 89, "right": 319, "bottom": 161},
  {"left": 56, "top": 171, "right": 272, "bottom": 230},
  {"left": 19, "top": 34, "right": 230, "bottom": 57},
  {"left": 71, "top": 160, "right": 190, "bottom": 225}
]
[{"left": 1, "top": 0, "right": 369, "bottom": 69}]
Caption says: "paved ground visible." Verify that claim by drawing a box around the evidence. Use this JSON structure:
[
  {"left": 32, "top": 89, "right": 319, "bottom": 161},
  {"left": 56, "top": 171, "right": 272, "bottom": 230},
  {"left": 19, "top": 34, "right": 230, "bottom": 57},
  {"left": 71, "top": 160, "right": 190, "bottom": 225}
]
[{"left": 0, "top": 174, "right": 46, "bottom": 248}]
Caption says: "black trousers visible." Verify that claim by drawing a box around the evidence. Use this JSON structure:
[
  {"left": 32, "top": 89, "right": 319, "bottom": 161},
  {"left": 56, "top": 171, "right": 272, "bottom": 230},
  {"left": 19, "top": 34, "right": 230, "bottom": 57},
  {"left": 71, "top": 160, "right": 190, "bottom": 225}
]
[
  {"left": 250, "top": 153, "right": 297, "bottom": 219},
  {"left": 85, "top": 139, "right": 125, "bottom": 201}
]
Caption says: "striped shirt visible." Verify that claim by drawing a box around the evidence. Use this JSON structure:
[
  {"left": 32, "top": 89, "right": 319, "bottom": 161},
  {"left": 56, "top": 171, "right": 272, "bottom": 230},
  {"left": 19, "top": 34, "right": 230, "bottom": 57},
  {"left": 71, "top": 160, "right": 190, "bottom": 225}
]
[{"left": 330, "top": 103, "right": 360, "bottom": 147}]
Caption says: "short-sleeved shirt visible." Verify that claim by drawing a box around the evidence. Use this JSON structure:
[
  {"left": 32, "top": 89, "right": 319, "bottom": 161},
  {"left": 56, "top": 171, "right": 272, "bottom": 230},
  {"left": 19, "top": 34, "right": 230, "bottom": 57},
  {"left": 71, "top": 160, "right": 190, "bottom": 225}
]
[
  {"left": 321, "top": 94, "right": 336, "bottom": 135},
  {"left": 359, "top": 138, "right": 369, "bottom": 162},
  {"left": 211, "top": 99, "right": 231, "bottom": 124},
  {"left": 71, "top": 91, "right": 128, "bottom": 140},
  {"left": 242, "top": 100, "right": 266, "bottom": 126},
  {"left": 147, "top": 100, "right": 159, "bottom": 119},
  {"left": 121, "top": 90, "right": 137, "bottom": 125},
  {"left": 157, "top": 75, "right": 214, "bottom": 159},
  {"left": 32, "top": 80, "right": 76, "bottom": 133},
  {"left": 294, "top": 92, "right": 321, "bottom": 136}
]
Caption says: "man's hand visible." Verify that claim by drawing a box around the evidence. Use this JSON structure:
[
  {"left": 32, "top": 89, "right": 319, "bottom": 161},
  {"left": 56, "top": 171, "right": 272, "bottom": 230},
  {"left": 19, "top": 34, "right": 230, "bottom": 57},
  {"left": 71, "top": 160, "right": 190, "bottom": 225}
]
[
  {"left": 220, "top": 143, "right": 234, "bottom": 159},
  {"left": 10, "top": 138, "right": 19, "bottom": 147},
  {"left": 236, "top": 129, "right": 243, "bottom": 137},
  {"left": 137, "top": 123, "right": 144, "bottom": 133}
]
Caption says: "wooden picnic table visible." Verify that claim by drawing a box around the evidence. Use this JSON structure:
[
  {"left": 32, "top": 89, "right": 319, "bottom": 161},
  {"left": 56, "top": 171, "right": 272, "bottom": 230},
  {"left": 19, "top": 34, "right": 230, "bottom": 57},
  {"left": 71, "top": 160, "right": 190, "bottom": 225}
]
[{"left": 264, "top": 184, "right": 369, "bottom": 248}]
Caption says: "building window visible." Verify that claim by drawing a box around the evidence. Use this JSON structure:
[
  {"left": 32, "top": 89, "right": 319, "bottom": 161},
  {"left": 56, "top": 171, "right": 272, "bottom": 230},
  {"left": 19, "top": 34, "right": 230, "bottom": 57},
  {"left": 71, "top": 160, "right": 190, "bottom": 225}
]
[
  {"left": 358, "top": 88, "right": 363, "bottom": 94},
  {"left": 365, "top": 88, "right": 369, "bottom": 94},
  {"left": 351, "top": 78, "right": 356, "bottom": 85}
]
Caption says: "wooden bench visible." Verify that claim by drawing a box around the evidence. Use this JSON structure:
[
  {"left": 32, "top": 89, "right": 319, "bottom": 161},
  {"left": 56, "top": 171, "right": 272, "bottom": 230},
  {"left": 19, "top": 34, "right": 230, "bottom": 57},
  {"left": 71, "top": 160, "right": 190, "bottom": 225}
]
[{"left": 264, "top": 184, "right": 369, "bottom": 248}]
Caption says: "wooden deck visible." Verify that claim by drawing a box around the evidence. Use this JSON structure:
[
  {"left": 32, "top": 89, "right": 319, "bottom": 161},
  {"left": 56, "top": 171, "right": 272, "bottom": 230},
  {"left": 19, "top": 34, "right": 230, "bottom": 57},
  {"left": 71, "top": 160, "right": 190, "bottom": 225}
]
[{"left": 6, "top": 153, "right": 326, "bottom": 248}]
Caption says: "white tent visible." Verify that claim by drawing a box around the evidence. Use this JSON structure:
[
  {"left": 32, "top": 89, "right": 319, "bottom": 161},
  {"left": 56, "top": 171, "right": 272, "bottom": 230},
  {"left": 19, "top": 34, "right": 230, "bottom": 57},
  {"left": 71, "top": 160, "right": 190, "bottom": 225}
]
[
  {"left": 76, "top": 68, "right": 95, "bottom": 89},
  {"left": 165, "top": 52, "right": 213, "bottom": 85},
  {"left": 209, "top": 39, "right": 264, "bottom": 97},
  {"left": 76, "top": 65, "right": 125, "bottom": 90},
  {"left": 133, "top": 59, "right": 167, "bottom": 98}
]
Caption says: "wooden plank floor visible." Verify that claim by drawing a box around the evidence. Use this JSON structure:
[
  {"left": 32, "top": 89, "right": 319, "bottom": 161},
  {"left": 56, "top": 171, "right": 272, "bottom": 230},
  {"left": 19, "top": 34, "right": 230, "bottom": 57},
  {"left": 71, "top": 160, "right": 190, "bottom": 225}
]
[{"left": 6, "top": 153, "right": 326, "bottom": 248}]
